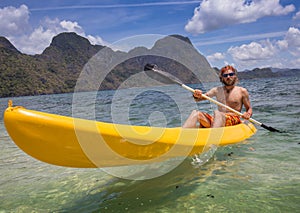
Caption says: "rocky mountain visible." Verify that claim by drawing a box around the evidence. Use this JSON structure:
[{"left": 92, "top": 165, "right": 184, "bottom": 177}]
[
  {"left": 0, "top": 37, "right": 20, "bottom": 53},
  {"left": 0, "top": 33, "right": 104, "bottom": 97},
  {"left": 0, "top": 32, "right": 216, "bottom": 97},
  {"left": 1, "top": 32, "right": 298, "bottom": 98}
]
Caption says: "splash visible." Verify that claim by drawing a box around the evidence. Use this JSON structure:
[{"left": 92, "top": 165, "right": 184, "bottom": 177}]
[{"left": 191, "top": 145, "right": 218, "bottom": 167}]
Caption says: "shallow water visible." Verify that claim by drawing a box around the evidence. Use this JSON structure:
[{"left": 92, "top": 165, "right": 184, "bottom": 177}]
[{"left": 0, "top": 77, "right": 299, "bottom": 212}]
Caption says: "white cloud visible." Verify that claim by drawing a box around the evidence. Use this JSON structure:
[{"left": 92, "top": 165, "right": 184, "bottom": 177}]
[
  {"left": 291, "top": 58, "right": 300, "bottom": 67},
  {"left": 293, "top": 10, "right": 300, "bottom": 20},
  {"left": 208, "top": 27, "right": 300, "bottom": 69},
  {"left": 16, "top": 21, "right": 82, "bottom": 54},
  {"left": 1, "top": 5, "right": 107, "bottom": 54},
  {"left": 278, "top": 27, "right": 300, "bottom": 56},
  {"left": 60, "top": 20, "right": 84, "bottom": 34},
  {"left": 0, "top": 4, "right": 30, "bottom": 36},
  {"left": 195, "top": 31, "right": 286, "bottom": 46},
  {"left": 86, "top": 35, "right": 109, "bottom": 46},
  {"left": 9, "top": 18, "right": 80, "bottom": 54},
  {"left": 277, "top": 39, "right": 288, "bottom": 50},
  {"left": 228, "top": 39, "right": 276, "bottom": 61},
  {"left": 185, "top": 0, "right": 295, "bottom": 34},
  {"left": 16, "top": 26, "right": 56, "bottom": 55},
  {"left": 207, "top": 52, "right": 225, "bottom": 61},
  {"left": 30, "top": 1, "right": 201, "bottom": 11}
]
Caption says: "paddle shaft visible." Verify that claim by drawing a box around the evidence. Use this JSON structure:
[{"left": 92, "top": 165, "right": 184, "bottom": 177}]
[{"left": 144, "top": 64, "right": 281, "bottom": 132}]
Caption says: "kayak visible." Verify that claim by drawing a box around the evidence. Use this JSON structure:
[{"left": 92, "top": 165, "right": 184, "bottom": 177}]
[{"left": 4, "top": 101, "right": 256, "bottom": 168}]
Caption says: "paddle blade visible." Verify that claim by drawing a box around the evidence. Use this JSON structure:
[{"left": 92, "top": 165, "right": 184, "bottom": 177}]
[
  {"left": 144, "top": 64, "right": 175, "bottom": 85},
  {"left": 144, "top": 63, "right": 157, "bottom": 71},
  {"left": 261, "top": 123, "right": 282, "bottom": 133},
  {"left": 144, "top": 64, "right": 183, "bottom": 86}
]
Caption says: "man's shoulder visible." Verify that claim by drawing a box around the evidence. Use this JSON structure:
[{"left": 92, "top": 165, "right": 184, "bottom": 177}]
[
  {"left": 206, "top": 86, "right": 219, "bottom": 96},
  {"left": 236, "top": 86, "right": 249, "bottom": 95},
  {"left": 211, "top": 86, "right": 221, "bottom": 92},
  {"left": 235, "top": 86, "right": 247, "bottom": 91}
]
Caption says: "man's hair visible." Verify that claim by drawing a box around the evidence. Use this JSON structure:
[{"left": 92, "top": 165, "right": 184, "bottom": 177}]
[{"left": 220, "top": 65, "right": 237, "bottom": 74}]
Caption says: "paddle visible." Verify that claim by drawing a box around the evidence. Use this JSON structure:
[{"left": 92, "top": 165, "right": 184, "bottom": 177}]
[{"left": 144, "top": 63, "right": 282, "bottom": 133}]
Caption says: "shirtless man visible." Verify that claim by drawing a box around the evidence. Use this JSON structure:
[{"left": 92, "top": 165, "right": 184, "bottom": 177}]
[{"left": 183, "top": 65, "right": 252, "bottom": 128}]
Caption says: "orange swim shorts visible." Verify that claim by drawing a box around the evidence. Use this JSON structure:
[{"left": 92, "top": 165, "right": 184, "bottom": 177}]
[{"left": 202, "top": 112, "right": 241, "bottom": 127}]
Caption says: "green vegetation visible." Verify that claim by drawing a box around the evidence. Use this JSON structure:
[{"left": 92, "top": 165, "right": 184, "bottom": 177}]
[
  {"left": 0, "top": 33, "right": 103, "bottom": 97},
  {"left": 0, "top": 32, "right": 299, "bottom": 98}
]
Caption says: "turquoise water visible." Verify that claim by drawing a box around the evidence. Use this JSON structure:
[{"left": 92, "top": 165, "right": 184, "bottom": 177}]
[{"left": 0, "top": 77, "right": 299, "bottom": 212}]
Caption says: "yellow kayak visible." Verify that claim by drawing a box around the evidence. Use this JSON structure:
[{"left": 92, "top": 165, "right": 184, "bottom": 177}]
[{"left": 4, "top": 101, "right": 256, "bottom": 168}]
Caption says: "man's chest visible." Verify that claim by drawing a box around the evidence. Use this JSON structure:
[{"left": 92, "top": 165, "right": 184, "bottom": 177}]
[{"left": 216, "top": 90, "right": 243, "bottom": 107}]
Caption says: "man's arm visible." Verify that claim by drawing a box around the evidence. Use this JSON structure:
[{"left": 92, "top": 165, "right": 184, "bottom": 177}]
[
  {"left": 241, "top": 88, "right": 252, "bottom": 119},
  {"left": 193, "top": 87, "right": 217, "bottom": 101}
]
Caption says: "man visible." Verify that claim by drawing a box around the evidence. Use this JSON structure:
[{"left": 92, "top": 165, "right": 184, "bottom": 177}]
[{"left": 183, "top": 65, "right": 252, "bottom": 128}]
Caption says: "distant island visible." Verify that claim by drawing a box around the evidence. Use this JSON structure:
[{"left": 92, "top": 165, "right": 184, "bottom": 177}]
[
  {"left": 231, "top": 67, "right": 300, "bottom": 79},
  {"left": 0, "top": 32, "right": 299, "bottom": 97}
]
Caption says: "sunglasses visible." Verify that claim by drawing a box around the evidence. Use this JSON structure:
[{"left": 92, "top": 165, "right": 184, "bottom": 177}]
[{"left": 222, "top": 72, "right": 236, "bottom": 78}]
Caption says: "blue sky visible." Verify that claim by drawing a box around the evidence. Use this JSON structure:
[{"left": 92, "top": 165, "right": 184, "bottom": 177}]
[{"left": 0, "top": 0, "right": 300, "bottom": 71}]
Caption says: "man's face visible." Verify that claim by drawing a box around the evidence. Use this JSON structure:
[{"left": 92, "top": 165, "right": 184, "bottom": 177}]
[{"left": 221, "top": 70, "right": 237, "bottom": 86}]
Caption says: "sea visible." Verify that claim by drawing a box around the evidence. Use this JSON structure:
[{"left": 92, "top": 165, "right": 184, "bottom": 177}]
[{"left": 0, "top": 76, "right": 299, "bottom": 212}]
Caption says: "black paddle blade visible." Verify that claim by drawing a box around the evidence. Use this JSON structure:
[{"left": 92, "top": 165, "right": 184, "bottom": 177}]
[
  {"left": 144, "top": 63, "right": 157, "bottom": 71},
  {"left": 261, "top": 123, "right": 282, "bottom": 133},
  {"left": 144, "top": 64, "right": 183, "bottom": 86},
  {"left": 144, "top": 63, "right": 173, "bottom": 84}
]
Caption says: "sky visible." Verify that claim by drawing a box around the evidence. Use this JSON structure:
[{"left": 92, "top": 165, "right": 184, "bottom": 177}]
[{"left": 0, "top": 0, "right": 300, "bottom": 71}]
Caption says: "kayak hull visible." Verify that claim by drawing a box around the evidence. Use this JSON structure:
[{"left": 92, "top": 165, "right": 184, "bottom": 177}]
[{"left": 4, "top": 105, "right": 256, "bottom": 168}]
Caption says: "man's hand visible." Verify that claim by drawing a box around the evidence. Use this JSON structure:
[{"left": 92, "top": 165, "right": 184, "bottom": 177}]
[
  {"left": 193, "top": 89, "right": 202, "bottom": 99},
  {"left": 242, "top": 112, "right": 251, "bottom": 120}
]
